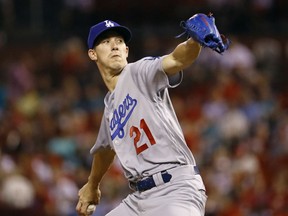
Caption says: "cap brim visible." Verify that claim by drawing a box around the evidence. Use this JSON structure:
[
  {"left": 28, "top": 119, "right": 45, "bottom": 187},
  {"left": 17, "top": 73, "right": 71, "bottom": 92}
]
[{"left": 94, "top": 26, "right": 132, "bottom": 46}]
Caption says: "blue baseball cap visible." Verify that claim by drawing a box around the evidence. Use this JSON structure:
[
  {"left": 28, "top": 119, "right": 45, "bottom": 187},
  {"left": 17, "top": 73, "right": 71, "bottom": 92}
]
[{"left": 87, "top": 20, "right": 132, "bottom": 49}]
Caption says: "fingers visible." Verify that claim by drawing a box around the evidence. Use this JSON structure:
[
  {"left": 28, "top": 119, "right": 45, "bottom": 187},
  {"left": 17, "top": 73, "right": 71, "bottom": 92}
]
[
  {"left": 76, "top": 201, "right": 82, "bottom": 213},
  {"left": 76, "top": 200, "right": 93, "bottom": 216}
]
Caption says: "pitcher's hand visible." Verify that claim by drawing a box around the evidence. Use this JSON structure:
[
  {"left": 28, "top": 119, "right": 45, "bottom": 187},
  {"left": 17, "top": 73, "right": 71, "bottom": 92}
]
[{"left": 76, "top": 182, "right": 101, "bottom": 216}]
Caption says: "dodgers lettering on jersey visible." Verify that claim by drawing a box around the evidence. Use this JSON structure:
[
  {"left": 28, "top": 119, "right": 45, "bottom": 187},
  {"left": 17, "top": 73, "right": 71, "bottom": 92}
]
[{"left": 110, "top": 94, "right": 137, "bottom": 140}]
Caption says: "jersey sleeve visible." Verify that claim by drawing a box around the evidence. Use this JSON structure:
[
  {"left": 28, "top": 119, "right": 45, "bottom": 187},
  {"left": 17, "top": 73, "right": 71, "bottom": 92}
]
[
  {"left": 167, "top": 70, "right": 183, "bottom": 88},
  {"left": 130, "top": 56, "right": 183, "bottom": 99},
  {"left": 90, "top": 114, "right": 112, "bottom": 154}
]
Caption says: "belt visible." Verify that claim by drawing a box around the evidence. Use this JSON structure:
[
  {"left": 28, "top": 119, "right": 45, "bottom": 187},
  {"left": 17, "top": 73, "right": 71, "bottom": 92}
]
[{"left": 130, "top": 165, "right": 200, "bottom": 192}]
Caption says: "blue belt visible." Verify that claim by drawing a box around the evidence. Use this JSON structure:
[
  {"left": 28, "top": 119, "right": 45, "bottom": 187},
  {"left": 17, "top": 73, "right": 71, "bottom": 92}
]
[{"left": 131, "top": 165, "right": 200, "bottom": 192}]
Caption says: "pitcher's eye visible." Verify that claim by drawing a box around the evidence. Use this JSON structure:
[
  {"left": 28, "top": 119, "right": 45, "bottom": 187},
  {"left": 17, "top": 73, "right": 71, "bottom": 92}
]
[{"left": 101, "top": 39, "right": 109, "bottom": 44}]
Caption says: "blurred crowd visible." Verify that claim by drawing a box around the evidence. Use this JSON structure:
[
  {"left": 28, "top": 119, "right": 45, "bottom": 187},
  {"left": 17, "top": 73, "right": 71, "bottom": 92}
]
[{"left": 0, "top": 0, "right": 288, "bottom": 216}]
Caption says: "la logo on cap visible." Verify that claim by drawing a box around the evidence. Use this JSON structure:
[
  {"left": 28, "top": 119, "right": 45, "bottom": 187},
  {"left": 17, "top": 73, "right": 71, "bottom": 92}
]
[
  {"left": 104, "top": 20, "right": 115, "bottom": 28},
  {"left": 87, "top": 20, "right": 132, "bottom": 48}
]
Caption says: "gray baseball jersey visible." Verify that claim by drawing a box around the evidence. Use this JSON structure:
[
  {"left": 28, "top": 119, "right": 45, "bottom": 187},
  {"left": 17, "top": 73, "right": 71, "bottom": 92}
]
[{"left": 90, "top": 56, "right": 197, "bottom": 182}]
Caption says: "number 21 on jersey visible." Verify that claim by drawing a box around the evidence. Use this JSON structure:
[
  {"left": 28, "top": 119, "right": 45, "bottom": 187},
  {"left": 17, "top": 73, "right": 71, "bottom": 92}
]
[{"left": 130, "top": 119, "right": 156, "bottom": 155}]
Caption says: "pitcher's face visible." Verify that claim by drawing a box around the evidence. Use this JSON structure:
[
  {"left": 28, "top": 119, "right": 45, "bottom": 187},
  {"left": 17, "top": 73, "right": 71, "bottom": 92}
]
[{"left": 90, "top": 32, "right": 129, "bottom": 73}]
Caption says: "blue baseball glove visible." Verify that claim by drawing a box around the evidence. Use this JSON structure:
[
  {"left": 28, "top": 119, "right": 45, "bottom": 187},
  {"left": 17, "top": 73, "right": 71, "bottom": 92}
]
[{"left": 177, "top": 13, "right": 230, "bottom": 54}]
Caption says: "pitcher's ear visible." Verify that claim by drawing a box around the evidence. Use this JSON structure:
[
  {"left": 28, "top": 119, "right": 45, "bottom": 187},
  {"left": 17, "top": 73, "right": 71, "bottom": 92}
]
[
  {"left": 88, "top": 49, "right": 97, "bottom": 61},
  {"left": 126, "top": 46, "right": 129, "bottom": 58}
]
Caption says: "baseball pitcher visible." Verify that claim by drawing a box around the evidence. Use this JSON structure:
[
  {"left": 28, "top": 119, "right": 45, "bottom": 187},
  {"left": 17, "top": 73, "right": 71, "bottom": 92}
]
[{"left": 76, "top": 14, "right": 229, "bottom": 216}]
